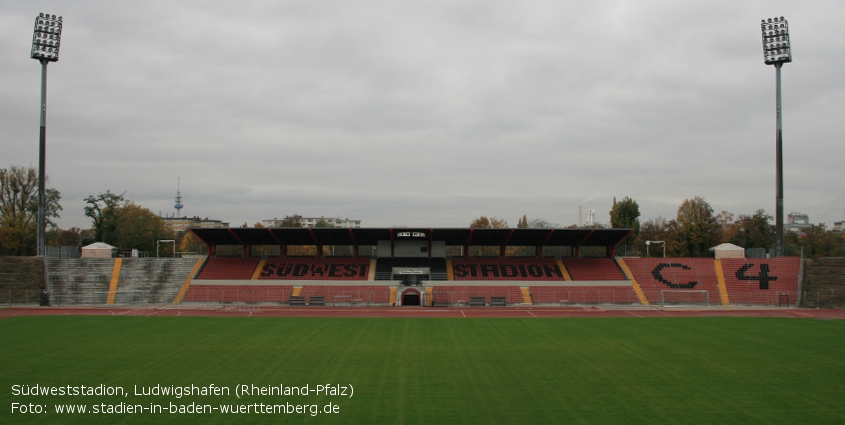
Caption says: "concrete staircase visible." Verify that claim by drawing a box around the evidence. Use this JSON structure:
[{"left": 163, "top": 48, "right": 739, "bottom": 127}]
[
  {"left": 117, "top": 258, "right": 200, "bottom": 304},
  {"left": 46, "top": 258, "right": 115, "bottom": 305},
  {"left": 45, "top": 258, "right": 201, "bottom": 305}
]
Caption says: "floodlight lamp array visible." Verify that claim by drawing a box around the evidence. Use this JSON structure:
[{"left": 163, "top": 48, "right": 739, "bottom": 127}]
[
  {"left": 31, "top": 13, "right": 63, "bottom": 62},
  {"left": 761, "top": 16, "right": 790, "bottom": 65}
]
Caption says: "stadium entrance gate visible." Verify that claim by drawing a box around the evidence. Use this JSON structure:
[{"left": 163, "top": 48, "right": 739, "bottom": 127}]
[{"left": 400, "top": 288, "right": 421, "bottom": 306}]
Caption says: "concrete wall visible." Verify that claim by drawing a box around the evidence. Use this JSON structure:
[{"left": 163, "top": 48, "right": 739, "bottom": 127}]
[{"left": 0, "top": 257, "right": 45, "bottom": 304}]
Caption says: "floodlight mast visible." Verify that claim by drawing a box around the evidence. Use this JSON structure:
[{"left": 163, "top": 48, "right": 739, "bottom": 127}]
[
  {"left": 30, "top": 13, "right": 63, "bottom": 257},
  {"left": 761, "top": 16, "right": 791, "bottom": 257}
]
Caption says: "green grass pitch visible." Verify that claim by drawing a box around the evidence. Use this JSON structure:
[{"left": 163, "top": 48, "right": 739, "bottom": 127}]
[{"left": 3, "top": 316, "right": 845, "bottom": 424}]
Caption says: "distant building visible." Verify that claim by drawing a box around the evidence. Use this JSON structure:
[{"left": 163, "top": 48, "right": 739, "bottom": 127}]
[
  {"left": 785, "top": 212, "right": 811, "bottom": 232},
  {"left": 163, "top": 216, "right": 230, "bottom": 234},
  {"left": 834, "top": 221, "right": 844, "bottom": 232},
  {"left": 262, "top": 217, "right": 362, "bottom": 228}
]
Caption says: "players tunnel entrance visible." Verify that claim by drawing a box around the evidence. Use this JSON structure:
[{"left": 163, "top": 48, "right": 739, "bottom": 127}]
[{"left": 401, "top": 288, "right": 421, "bottom": 306}]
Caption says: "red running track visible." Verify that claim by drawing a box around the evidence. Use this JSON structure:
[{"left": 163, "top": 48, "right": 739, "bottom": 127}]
[{"left": 2, "top": 306, "right": 844, "bottom": 319}]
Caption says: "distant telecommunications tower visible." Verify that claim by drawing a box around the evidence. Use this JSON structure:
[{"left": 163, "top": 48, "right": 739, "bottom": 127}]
[{"left": 174, "top": 178, "right": 184, "bottom": 217}]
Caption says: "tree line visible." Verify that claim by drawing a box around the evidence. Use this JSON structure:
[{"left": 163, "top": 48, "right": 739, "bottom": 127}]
[
  {"left": 472, "top": 196, "right": 845, "bottom": 258},
  {"left": 1, "top": 166, "right": 174, "bottom": 256},
  {"left": 2, "top": 165, "right": 843, "bottom": 257},
  {"left": 613, "top": 196, "right": 844, "bottom": 258}
]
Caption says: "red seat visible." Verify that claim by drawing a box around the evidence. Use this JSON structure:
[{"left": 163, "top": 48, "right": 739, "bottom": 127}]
[
  {"left": 196, "top": 258, "right": 261, "bottom": 280},
  {"left": 562, "top": 258, "right": 626, "bottom": 281},
  {"left": 720, "top": 258, "right": 800, "bottom": 306},
  {"left": 259, "top": 258, "right": 370, "bottom": 280},
  {"left": 451, "top": 259, "right": 565, "bottom": 281},
  {"left": 529, "top": 286, "right": 639, "bottom": 304},
  {"left": 183, "top": 285, "right": 292, "bottom": 303}
]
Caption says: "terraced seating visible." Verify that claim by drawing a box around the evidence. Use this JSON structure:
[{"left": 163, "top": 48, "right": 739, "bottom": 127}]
[
  {"left": 181, "top": 285, "right": 292, "bottom": 303},
  {"left": 623, "top": 258, "right": 722, "bottom": 305},
  {"left": 720, "top": 258, "right": 800, "bottom": 306},
  {"left": 45, "top": 258, "right": 115, "bottom": 305},
  {"left": 562, "top": 258, "right": 626, "bottom": 281},
  {"left": 117, "top": 258, "right": 199, "bottom": 304},
  {"left": 529, "top": 286, "right": 639, "bottom": 305},
  {"left": 196, "top": 258, "right": 260, "bottom": 280},
  {"left": 431, "top": 286, "right": 524, "bottom": 305},
  {"left": 259, "top": 258, "right": 370, "bottom": 280},
  {"left": 451, "top": 259, "right": 564, "bottom": 281},
  {"left": 297, "top": 286, "right": 390, "bottom": 305}
]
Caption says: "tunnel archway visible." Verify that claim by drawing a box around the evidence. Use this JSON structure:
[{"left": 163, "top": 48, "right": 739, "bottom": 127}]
[{"left": 401, "top": 288, "right": 421, "bottom": 306}]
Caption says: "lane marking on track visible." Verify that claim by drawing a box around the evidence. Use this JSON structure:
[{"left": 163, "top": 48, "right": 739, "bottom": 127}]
[
  {"left": 625, "top": 310, "right": 642, "bottom": 317},
  {"left": 527, "top": 310, "right": 537, "bottom": 318},
  {"left": 461, "top": 310, "right": 466, "bottom": 318}
]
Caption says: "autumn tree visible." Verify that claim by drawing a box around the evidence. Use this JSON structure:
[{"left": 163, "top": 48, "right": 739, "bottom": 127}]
[
  {"left": 54, "top": 227, "right": 95, "bottom": 248},
  {"left": 0, "top": 165, "right": 62, "bottom": 255},
  {"left": 635, "top": 216, "right": 680, "bottom": 257},
  {"left": 279, "top": 215, "right": 304, "bottom": 227},
  {"left": 713, "top": 210, "right": 735, "bottom": 243},
  {"left": 528, "top": 218, "right": 557, "bottom": 229},
  {"left": 675, "top": 197, "right": 719, "bottom": 257},
  {"left": 791, "top": 224, "right": 845, "bottom": 258},
  {"left": 730, "top": 210, "right": 775, "bottom": 249},
  {"left": 84, "top": 191, "right": 127, "bottom": 243},
  {"left": 609, "top": 196, "right": 640, "bottom": 244},
  {"left": 470, "top": 216, "right": 508, "bottom": 229},
  {"left": 84, "top": 192, "right": 173, "bottom": 254},
  {"left": 113, "top": 203, "right": 174, "bottom": 254},
  {"left": 314, "top": 218, "right": 335, "bottom": 228},
  {"left": 178, "top": 231, "right": 205, "bottom": 255}
]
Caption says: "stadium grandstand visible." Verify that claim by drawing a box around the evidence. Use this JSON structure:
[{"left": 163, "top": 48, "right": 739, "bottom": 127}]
[{"left": 9, "top": 226, "right": 804, "bottom": 309}]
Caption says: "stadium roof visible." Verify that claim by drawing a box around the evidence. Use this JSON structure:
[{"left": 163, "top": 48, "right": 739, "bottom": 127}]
[{"left": 190, "top": 227, "right": 633, "bottom": 250}]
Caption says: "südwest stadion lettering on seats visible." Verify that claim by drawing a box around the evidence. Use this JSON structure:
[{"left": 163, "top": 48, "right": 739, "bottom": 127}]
[
  {"left": 260, "top": 263, "right": 367, "bottom": 279},
  {"left": 453, "top": 263, "right": 562, "bottom": 279}
]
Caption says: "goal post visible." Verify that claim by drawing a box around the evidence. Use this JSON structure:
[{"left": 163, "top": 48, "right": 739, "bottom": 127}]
[{"left": 659, "top": 290, "right": 710, "bottom": 306}]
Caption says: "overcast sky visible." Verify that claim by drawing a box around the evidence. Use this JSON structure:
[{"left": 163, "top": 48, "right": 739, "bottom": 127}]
[{"left": 2, "top": 1, "right": 843, "bottom": 230}]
